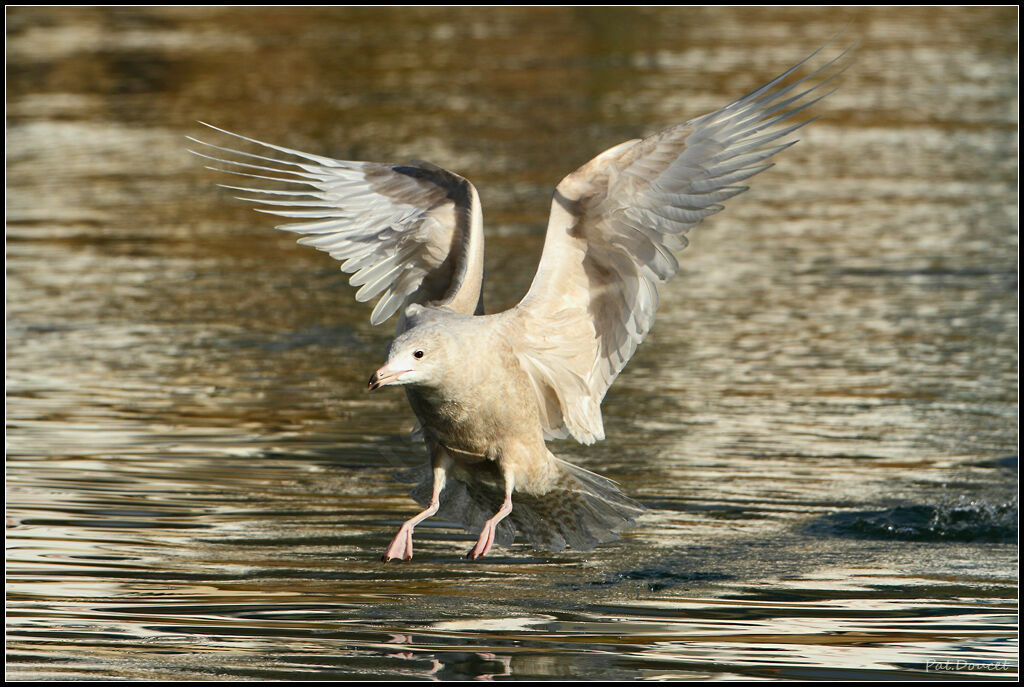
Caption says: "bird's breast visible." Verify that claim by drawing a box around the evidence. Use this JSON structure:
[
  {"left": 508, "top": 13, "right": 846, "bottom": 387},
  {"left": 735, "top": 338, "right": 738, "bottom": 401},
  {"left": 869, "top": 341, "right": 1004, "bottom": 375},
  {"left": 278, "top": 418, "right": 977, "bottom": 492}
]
[
  {"left": 405, "top": 369, "right": 541, "bottom": 460},
  {"left": 406, "top": 388, "right": 493, "bottom": 456}
]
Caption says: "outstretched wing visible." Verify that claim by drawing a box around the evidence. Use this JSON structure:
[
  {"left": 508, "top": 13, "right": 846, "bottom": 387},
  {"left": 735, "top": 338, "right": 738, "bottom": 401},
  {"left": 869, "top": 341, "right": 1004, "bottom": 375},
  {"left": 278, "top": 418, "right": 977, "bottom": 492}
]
[
  {"left": 504, "top": 43, "right": 851, "bottom": 444},
  {"left": 189, "top": 123, "right": 486, "bottom": 329}
]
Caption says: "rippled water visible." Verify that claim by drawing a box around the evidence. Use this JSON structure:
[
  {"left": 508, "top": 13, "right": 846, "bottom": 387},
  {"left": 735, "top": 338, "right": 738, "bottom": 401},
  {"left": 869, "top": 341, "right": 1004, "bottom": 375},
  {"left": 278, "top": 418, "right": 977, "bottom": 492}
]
[{"left": 6, "top": 6, "right": 1018, "bottom": 681}]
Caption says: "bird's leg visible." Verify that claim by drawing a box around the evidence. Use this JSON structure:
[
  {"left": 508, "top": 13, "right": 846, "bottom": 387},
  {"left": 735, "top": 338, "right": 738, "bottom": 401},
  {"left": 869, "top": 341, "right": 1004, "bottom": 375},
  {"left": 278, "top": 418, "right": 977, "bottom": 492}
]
[
  {"left": 382, "top": 450, "right": 451, "bottom": 562},
  {"left": 467, "top": 472, "right": 514, "bottom": 560}
]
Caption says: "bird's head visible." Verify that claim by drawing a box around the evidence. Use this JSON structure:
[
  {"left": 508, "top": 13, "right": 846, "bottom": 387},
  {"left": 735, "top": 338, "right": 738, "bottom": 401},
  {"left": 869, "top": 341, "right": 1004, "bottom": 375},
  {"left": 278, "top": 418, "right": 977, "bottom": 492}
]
[{"left": 367, "top": 321, "right": 452, "bottom": 392}]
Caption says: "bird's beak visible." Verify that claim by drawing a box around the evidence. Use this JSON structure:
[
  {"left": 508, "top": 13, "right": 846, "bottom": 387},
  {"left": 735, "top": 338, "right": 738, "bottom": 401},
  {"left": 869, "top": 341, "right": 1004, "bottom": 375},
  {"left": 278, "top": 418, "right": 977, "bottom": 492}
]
[{"left": 367, "top": 364, "right": 410, "bottom": 391}]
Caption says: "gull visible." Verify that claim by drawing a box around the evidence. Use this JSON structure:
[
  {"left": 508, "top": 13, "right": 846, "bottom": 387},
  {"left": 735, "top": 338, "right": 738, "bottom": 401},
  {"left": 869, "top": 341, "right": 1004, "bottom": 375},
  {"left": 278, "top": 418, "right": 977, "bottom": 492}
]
[{"left": 190, "top": 41, "right": 849, "bottom": 561}]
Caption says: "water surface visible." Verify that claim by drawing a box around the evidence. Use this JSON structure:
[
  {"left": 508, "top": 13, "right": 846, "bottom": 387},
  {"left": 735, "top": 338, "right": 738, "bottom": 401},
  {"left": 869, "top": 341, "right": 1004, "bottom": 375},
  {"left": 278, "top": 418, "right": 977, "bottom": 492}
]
[{"left": 6, "top": 6, "right": 1018, "bottom": 680}]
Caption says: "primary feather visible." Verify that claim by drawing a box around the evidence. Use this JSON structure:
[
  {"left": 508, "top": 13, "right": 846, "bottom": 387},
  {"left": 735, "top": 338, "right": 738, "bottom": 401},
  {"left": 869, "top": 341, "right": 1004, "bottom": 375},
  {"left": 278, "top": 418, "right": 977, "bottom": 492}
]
[
  {"left": 508, "top": 41, "right": 850, "bottom": 444},
  {"left": 188, "top": 124, "right": 485, "bottom": 330}
]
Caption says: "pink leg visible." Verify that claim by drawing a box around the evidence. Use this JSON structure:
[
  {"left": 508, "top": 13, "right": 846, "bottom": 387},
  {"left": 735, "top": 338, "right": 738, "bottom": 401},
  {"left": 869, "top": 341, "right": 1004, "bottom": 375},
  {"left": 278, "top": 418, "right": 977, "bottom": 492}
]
[
  {"left": 381, "top": 499, "right": 438, "bottom": 562},
  {"left": 382, "top": 454, "right": 449, "bottom": 562},
  {"left": 467, "top": 478, "right": 514, "bottom": 560}
]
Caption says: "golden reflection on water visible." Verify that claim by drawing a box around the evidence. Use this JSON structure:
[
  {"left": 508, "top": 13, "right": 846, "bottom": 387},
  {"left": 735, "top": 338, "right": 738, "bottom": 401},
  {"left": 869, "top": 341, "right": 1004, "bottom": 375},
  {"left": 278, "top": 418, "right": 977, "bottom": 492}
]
[{"left": 6, "top": 5, "right": 1018, "bottom": 681}]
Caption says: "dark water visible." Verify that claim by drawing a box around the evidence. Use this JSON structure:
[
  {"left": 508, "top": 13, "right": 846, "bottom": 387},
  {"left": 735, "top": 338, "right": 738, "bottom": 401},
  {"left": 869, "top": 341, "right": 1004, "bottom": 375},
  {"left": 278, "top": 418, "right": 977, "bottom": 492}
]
[{"left": 6, "top": 6, "right": 1018, "bottom": 681}]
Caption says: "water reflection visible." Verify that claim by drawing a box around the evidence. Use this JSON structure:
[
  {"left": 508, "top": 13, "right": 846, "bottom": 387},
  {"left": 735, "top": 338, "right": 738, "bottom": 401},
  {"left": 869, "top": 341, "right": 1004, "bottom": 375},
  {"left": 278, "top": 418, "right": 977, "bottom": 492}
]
[{"left": 7, "top": 5, "right": 1018, "bottom": 681}]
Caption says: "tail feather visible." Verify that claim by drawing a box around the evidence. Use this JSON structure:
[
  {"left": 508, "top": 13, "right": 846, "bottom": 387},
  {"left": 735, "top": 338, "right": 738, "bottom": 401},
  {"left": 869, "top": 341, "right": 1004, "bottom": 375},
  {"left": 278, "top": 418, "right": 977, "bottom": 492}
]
[
  {"left": 395, "top": 456, "right": 644, "bottom": 553},
  {"left": 511, "top": 457, "right": 645, "bottom": 552}
]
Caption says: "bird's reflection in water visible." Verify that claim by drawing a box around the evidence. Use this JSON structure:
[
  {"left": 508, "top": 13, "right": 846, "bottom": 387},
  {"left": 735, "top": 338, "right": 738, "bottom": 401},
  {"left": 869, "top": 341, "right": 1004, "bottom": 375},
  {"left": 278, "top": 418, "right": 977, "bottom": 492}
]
[{"left": 384, "top": 633, "right": 512, "bottom": 680}]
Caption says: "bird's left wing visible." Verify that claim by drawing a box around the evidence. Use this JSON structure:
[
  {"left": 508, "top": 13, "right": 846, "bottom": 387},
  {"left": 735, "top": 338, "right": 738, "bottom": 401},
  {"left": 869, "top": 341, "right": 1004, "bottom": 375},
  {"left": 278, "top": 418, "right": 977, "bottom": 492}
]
[
  {"left": 189, "top": 123, "right": 485, "bottom": 330},
  {"left": 502, "top": 42, "right": 851, "bottom": 444}
]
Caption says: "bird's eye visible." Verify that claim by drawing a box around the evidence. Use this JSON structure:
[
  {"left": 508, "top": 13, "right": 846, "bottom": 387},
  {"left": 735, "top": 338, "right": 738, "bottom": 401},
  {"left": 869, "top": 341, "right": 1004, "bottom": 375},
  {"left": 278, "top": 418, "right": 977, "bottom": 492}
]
[{"left": 413, "top": 350, "right": 424, "bottom": 359}]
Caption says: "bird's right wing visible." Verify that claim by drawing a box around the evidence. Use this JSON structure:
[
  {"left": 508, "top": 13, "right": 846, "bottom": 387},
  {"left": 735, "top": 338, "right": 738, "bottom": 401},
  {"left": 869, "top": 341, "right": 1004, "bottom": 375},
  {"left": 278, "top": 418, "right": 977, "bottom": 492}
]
[
  {"left": 503, "top": 41, "right": 851, "bottom": 444},
  {"left": 189, "top": 124, "right": 486, "bottom": 329}
]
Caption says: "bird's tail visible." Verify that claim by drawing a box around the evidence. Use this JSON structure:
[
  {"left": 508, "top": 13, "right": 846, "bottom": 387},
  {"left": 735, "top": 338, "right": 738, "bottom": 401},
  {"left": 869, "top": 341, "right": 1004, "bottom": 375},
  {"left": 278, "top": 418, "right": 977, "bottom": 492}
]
[
  {"left": 509, "top": 456, "right": 646, "bottom": 552},
  {"left": 396, "top": 454, "right": 645, "bottom": 553}
]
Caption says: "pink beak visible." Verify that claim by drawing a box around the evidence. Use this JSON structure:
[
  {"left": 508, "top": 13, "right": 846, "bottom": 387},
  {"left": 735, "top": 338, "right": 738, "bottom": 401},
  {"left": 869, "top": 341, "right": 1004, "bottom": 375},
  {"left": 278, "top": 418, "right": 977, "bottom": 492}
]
[{"left": 367, "top": 364, "right": 409, "bottom": 391}]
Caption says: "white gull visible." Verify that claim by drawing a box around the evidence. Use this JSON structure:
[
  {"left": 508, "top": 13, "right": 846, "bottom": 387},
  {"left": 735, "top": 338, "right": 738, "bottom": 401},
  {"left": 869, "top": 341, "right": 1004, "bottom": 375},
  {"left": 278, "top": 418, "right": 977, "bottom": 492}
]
[{"left": 190, "top": 41, "right": 850, "bottom": 561}]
